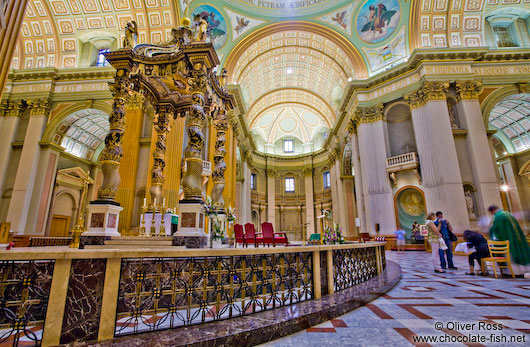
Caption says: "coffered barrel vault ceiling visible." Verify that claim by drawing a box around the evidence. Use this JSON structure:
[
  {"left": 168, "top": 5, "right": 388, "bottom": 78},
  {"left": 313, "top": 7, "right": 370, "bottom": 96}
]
[{"left": 9, "top": 0, "right": 530, "bottom": 156}]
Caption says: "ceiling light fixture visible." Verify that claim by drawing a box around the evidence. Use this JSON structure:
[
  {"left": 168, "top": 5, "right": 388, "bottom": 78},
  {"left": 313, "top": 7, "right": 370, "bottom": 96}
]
[
  {"left": 500, "top": 184, "right": 509, "bottom": 192},
  {"left": 348, "top": 77, "right": 353, "bottom": 82},
  {"left": 286, "top": 68, "right": 293, "bottom": 74}
]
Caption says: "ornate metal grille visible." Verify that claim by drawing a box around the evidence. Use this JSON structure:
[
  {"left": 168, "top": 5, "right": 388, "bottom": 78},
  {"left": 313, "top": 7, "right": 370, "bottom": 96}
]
[
  {"left": 0, "top": 260, "right": 55, "bottom": 346},
  {"left": 333, "top": 247, "right": 378, "bottom": 292},
  {"left": 115, "top": 253, "right": 312, "bottom": 336}
]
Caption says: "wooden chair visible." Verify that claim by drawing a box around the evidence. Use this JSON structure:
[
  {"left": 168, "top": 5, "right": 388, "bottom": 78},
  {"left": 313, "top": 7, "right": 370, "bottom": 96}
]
[
  {"left": 481, "top": 240, "right": 515, "bottom": 279},
  {"left": 234, "top": 224, "right": 246, "bottom": 248},
  {"left": 244, "top": 223, "right": 261, "bottom": 247},
  {"left": 260, "top": 222, "right": 288, "bottom": 247}
]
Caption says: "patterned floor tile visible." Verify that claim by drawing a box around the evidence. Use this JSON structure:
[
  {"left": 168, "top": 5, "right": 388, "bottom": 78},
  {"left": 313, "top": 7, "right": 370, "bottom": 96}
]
[{"left": 260, "top": 251, "right": 530, "bottom": 347}]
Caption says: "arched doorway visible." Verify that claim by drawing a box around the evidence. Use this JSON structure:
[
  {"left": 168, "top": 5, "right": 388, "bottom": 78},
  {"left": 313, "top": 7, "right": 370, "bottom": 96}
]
[{"left": 394, "top": 186, "right": 426, "bottom": 241}]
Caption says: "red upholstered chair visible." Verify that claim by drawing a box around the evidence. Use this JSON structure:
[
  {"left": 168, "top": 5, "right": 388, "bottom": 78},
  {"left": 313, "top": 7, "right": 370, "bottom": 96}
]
[
  {"left": 260, "top": 222, "right": 288, "bottom": 247},
  {"left": 234, "top": 224, "right": 246, "bottom": 248},
  {"left": 244, "top": 223, "right": 261, "bottom": 247}
]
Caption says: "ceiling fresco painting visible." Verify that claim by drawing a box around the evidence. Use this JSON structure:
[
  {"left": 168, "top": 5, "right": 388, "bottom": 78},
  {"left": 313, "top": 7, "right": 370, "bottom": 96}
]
[
  {"left": 191, "top": 4, "right": 228, "bottom": 50},
  {"left": 356, "top": 0, "right": 401, "bottom": 44}
]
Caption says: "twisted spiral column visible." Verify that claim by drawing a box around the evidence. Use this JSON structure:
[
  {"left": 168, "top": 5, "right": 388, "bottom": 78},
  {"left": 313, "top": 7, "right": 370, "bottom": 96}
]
[
  {"left": 150, "top": 109, "right": 171, "bottom": 204},
  {"left": 97, "top": 77, "right": 129, "bottom": 202},
  {"left": 211, "top": 111, "right": 228, "bottom": 208}
]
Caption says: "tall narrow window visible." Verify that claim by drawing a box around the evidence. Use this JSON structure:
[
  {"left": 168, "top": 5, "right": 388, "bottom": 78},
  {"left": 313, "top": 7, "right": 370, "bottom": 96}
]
[
  {"left": 285, "top": 177, "right": 295, "bottom": 192},
  {"left": 250, "top": 173, "right": 257, "bottom": 190},
  {"left": 96, "top": 49, "right": 110, "bottom": 66},
  {"left": 493, "top": 26, "right": 517, "bottom": 48},
  {"left": 284, "top": 139, "right": 293, "bottom": 153},
  {"left": 323, "top": 171, "right": 331, "bottom": 189}
]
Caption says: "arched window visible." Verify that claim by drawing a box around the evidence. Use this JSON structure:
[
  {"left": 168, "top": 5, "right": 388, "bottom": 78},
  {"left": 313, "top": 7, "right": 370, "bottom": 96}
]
[{"left": 485, "top": 8, "right": 530, "bottom": 48}]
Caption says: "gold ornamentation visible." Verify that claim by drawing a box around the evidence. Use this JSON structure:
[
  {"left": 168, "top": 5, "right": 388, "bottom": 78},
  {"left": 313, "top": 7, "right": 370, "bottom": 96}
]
[
  {"left": 355, "top": 104, "right": 384, "bottom": 124},
  {"left": 125, "top": 92, "right": 145, "bottom": 110},
  {"left": 347, "top": 117, "right": 357, "bottom": 134},
  {"left": 406, "top": 81, "right": 449, "bottom": 109},
  {"left": 123, "top": 21, "right": 138, "bottom": 49},
  {"left": 455, "top": 81, "right": 483, "bottom": 100},
  {"left": 303, "top": 167, "right": 313, "bottom": 176},
  {"left": 517, "top": 82, "right": 528, "bottom": 94},
  {"left": 27, "top": 99, "right": 49, "bottom": 116},
  {"left": 98, "top": 74, "right": 130, "bottom": 201},
  {"left": 150, "top": 109, "right": 171, "bottom": 203},
  {"left": 0, "top": 100, "right": 24, "bottom": 117},
  {"left": 212, "top": 109, "right": 228, "bottom": 208},
  {"left": 267, "top": 168, "right": 276, "bottom": 177}
]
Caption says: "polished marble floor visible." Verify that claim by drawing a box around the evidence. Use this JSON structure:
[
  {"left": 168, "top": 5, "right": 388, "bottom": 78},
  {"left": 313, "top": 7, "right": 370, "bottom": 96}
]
[{"left": 262, "top": 251, "right": 530, "bottom": 346}]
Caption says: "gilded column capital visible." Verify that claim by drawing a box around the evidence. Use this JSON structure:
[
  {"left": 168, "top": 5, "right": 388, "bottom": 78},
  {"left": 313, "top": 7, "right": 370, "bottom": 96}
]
[
  {"left": 406, "top": 81, "right": 449, "bottom": 109},
  {"left": 347, "top": 117, "right": 357, "bottom": 134},
  {"left": 267, "top": 168, "right": 276, "bottom": 177},
  {"left": 27, "top": 99, "right": 50, "bottom": 116},
  {"left": 303, "top": 167, "right": 313, "bottom": 176},
  {"left": 516, "top": 82, "right": 528, "bottom": 94},
  {"left": 355, "top": 104, "right": 384, "bottom": 124},
  {"left": 328, "top": 148, "right": 339, "bottom": 165},
  {"left": 455, "top": 81, "right": 483, "bottom": 100},
  {"left": 0, "top": 100, "right": 25, "bottom": 117},
  {"left": 125, "top": 92, "right": 145, "bottom": 110}
]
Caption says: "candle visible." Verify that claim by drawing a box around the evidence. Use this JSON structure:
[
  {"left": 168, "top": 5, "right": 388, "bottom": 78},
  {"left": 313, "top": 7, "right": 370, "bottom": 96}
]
[
  {"left": 143, "top": 198, "right": 147, "bottom": 207},
  {"left": 163, "top": 198, "right": 166, "bottom": 207},
  {"left": 154, "top": 198, "right": 157, "bottom": 206}
]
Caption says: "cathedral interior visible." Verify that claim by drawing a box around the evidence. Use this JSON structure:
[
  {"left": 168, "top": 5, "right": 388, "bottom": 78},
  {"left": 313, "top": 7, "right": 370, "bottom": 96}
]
[{"left": 0, "top": 0, "right": 529, "bottom": 346}]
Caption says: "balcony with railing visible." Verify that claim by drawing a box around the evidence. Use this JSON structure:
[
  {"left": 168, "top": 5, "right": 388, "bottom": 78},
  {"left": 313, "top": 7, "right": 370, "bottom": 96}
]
[{"left": 386, "top": 152, "right": 420, "bottom": 184}]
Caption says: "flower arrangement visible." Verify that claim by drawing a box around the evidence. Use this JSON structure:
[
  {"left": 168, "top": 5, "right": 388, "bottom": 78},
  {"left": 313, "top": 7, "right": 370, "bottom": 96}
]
[
  {"left": 211, "top": 218, "right": 225, "bottom": 241},
  {"left": 225, "top": 206, "right": 236, "bottom": 223},
  {"left": 323, "top": 223, "right": 345, "bottom": 244},
  {"left": 203, "top": 196, "right": 217, "bottom": 217}
]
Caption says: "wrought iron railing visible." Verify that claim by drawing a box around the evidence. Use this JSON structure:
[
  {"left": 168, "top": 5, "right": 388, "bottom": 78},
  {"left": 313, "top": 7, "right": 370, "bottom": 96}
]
[
  {"left": 333, "top": 247, "right": 378, "bottom": 292},
  {"left": 0, "top": 260, "right": 55, "bottom": 346},
  {"left": 114, "top": 253, "right": 313, "bottom": 336}
]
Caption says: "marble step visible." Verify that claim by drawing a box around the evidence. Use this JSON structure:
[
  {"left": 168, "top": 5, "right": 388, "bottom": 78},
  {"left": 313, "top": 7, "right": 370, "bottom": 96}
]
[{"left": 105, "top": 239, "right": 173, "bottom": 246}]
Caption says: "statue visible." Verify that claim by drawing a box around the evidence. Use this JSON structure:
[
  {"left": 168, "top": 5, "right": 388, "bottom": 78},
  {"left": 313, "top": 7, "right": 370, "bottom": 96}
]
[
  {"left": 123, "top": 21, "right": 138, "bottom": 49},
  {"left": 465, "top": 191, "right": 476, "bottom": 219},
  {"left": 193, "top": 14, "right": 208, "bottom": 42}
]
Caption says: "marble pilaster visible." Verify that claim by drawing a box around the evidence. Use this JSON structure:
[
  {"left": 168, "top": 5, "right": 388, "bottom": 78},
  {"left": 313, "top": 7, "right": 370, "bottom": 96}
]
[
  {"left": 0, "top": 100, "right": 24, "bottom": 193},
  {"left": 407, "top": 82, "right": 470, "bottom": 232},
  {"left": 266, "top": 168, "right": 276, "bottom": 226},
  {"left": 239, "top": 158, "right": 252, "bottom": 224},
  {"left": 329, "top": 151, "right": 340, "bottom": 223},
  {"left": 350, "top": 130, "right": 366, "bottom": 234},
  {"left": 355, "top": 105, "right": 396, "bottom": 235},
  {"left": 6, "top": 99, "right": 49, "bottom": 234},
  {"left": 334, "top": 158, "right": 348, "bottom": 233},
  {"left": 304, "top": 169, "right": 315, "bottom": 238},
  {"left": 455, "top": 81, "right": 502, "bottom": 216}
]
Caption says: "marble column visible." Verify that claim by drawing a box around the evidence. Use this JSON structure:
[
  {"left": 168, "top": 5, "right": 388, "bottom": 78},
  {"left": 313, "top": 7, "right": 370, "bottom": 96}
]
[
  {"left": 349, "top": 126, "right": 367, "bottom": 234},
  {"left": 406, "top": 82, "right": 470, "bottom": 232},
  {"left": 329, "top": 150, "right": 340, "bottom": 223},
  {"left": 239, "top": 156, "right": 252, "bottom": 224},
  {"left": 355, "top": 105, "right": 396, "bottom": 235},
  {"left": 334, "top": 157, "right": 348, "bottom": 232},
  {"left": 26, "top": 145, "right": 60, "bottom": 235},
  {"left": 455, "top": 81, "right": 502, "bottom": 216},
  {"left": 6, "top": 99, "right": 49, "bottom": 234},
  {"left": 266, "top": 168, "right": 276, "bottom": 226},
  {"left": 0, "top": 100, "right": 24, "bottom": 192},
  {"left": 303, "top": 167, "right": 315, "bottom": 238}
]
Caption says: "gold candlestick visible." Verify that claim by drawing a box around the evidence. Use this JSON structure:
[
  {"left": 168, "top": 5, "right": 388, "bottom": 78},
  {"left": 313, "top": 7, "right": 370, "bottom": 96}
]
[
  {"left": 159, "top": 208, "right": 166, "bottom": 237},
  {"left": 139, "top": 204, "right": 147, "bottom": 236},
  {"left": 150, "top": 203, "right": 157, "bottom": 236}
]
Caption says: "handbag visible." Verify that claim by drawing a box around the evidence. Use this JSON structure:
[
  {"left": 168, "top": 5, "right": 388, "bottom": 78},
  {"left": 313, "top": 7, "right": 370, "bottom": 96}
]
[
  {"left": 439, "top": 237, "right": 448, "bottom": 251},
  {"left": 448, "top": 230, "right": 457, "bottom": 242}
]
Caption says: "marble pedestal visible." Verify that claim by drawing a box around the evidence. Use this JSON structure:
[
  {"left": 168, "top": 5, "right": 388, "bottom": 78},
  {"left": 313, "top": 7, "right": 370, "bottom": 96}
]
[
  {"left": 173, "top": 200, "right": 207, "bottom": 248},
  {"left": 83, "top": 202, "right": 123, "bottom": 238}
]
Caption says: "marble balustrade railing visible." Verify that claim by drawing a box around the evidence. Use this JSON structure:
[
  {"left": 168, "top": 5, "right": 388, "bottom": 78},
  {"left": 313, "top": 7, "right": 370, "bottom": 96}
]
[{"left": 0, "top": 243, "right": 385, "bottom": 346}]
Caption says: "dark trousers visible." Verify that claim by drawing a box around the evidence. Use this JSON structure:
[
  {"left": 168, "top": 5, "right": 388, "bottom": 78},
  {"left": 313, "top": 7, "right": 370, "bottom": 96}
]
[
  {"left": 438, "top": 239, "right": 454, "bottom": 268},
  {"left": 468, "top": 251, "right": 489, "bottom": 267}
]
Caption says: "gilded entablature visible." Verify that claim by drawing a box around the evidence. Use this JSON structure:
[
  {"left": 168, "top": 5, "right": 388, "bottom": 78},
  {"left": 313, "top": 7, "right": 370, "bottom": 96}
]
[{"left": 455, "top": 81, "right": 483, "bottom": 100}]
